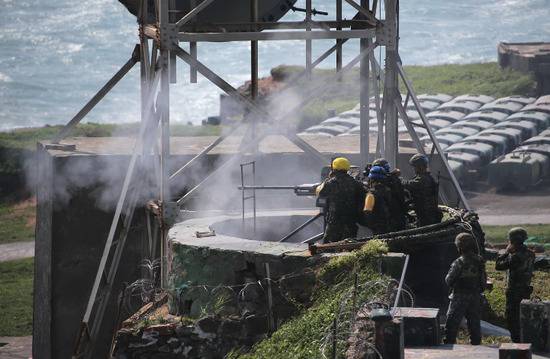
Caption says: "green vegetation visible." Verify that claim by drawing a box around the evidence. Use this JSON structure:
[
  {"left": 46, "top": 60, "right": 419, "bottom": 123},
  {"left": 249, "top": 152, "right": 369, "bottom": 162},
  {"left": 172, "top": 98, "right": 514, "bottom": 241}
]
[
  {"left": 0, "top": 200, "right": 35, "bottom": 244},
  {"left": 230, "top": 241, "right": 388, "bottom": 359},
  {"left": 270, "top": 62, "right": 536, "bottom": 130},
  {"left": 0, "top": 122, "right": 221, "bottom": 150},
  {"left": 0, "top": 258, "right": 34, "bottom": 336},
  {"left": 483, "top": 224, "right": 550, "bottom": 245},
  {"left": 402, "top": 63, "right": 535, "bottom": 98},
  {"left": 484, "top": 261, "right": 550, "bottom": 329}
]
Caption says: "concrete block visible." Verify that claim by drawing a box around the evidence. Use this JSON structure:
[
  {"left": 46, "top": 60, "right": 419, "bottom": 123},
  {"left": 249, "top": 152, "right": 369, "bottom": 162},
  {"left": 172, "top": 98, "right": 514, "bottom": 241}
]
[
  {"left": 499, "top": 343, "right": 532, "bottom": 359},
  {"left": 520, "top": 299, "right": 550, "bottom": 351},
  {"left": 393, "top": 307, "right": 440, "bottom": 346},
  {"left": 375, "top": 318, "right": 404, "bottom": 359}
]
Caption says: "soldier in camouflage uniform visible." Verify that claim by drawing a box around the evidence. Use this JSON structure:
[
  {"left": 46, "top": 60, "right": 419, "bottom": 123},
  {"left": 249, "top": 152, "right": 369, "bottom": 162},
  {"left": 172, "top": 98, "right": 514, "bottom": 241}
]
[
  {"left": 318, "top": 157, "right": 366, "bottom": 243},
  {"left": 372, "top": 158, "right": 407, "bottom": 231},
  {"left": 402, "top": 153, "right": 442, "bottom": 227},
  {"left": 495, "top": 227, "right": 535, "bottom": 343},
  {"left": 444, "top": 232, "right": 486, "bottom": 345},
  {"left": 363, "top": 166, "right": 391, "bottom": 235}
]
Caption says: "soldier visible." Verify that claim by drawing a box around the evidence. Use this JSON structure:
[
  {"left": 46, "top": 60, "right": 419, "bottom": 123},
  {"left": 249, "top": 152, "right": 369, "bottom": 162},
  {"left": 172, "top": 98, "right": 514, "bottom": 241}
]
[
  {"left": 444, "top": 232, "right": 486, "bottom": 345},
  {"left": 402, "top": 153, "right": 442, "bottom": 227},
  {"left": 317, "top": 157, "right": 366, "bottom": 243},
  {"left": 372, "top": 158, "right": 407, "bottom": 231},
  {"left": 495, "top": 227, "right": 535, "bottom": 343},
  {"left": 363, "top": 166, "right": 391, "bottom": 235}
]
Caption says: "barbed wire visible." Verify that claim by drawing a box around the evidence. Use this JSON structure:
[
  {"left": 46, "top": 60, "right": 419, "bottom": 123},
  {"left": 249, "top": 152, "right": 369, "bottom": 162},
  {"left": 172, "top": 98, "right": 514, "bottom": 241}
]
[{"left": 320, "top": 277, "right": 416, "bottom": 359}]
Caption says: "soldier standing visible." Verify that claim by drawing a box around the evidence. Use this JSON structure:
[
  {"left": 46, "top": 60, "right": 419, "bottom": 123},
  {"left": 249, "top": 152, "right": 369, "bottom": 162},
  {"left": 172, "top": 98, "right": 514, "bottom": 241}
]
[
  {"left": 495, "top": 227, "right": 535, "bottom": 343},
  {"left": 363, "top": 166, "right": 391, "bottom": 235},
  {"left": 402, "top": 153, "right": 442, "bottom": 227},
  {"left": 317, "top": 157, "right": 366, "bottom": 243},
  {"left": 372, "top": 158, "right": 407, "bottom": 231},
  {"left": 444, "top": 233, "right": 486, "bottom": 345}
]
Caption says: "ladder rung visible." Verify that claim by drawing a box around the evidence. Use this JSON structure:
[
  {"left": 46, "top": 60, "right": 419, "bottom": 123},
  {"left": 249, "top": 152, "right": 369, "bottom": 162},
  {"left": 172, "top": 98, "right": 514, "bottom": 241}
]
[{"left": 243, "top": 196, "right": 255, "bottom": 200}]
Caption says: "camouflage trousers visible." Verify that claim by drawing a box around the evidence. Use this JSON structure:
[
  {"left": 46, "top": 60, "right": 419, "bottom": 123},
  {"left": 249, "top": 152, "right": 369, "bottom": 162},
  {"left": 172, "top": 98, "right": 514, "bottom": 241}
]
[
  {"left": 323, "top": 222, "right": 358, "bottom": 243},
  {"left": 444, "top": 293, "right": 482, "bottom": 345},
  {"left": 506, "top": 288, "right": 531, "bottom": 343}
]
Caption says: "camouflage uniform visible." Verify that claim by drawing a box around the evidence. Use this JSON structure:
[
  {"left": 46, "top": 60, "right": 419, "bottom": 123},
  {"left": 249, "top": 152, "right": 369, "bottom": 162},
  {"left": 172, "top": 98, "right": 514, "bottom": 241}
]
[
  {"left": 363, "top": 182, "right": 391, "bottom": 235},
  {"left": 402, "top": 172, "right": 442, "bottom": 227},
  {"left": 495, "top": 244, "right": 535, "bottom": 342},
  {"left": 385, "top": 172, "right": 407, "bottom": 231},
  {"left": 444, "top": 253, "right": 487, "bottom": 345},
  {"left": 319, "top": 171, "right": 366, "bottom": 243}
]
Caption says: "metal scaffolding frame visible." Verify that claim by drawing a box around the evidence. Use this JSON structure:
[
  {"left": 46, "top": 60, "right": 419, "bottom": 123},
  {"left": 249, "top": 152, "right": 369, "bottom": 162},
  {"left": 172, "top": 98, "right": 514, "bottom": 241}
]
[{"left": 54, "top": 0, "right": 470, "bottom": 356}]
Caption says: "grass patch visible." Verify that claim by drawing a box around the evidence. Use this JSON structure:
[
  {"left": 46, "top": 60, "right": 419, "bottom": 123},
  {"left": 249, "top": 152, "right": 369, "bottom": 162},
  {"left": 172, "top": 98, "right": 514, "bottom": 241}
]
[
  {"left": 0, "top": 199, "right": 36, "bottom": 244},
  {"left": 272, "top": 62, "right": 536, "bottom": 129},
  {"left": 402, "top": 63, "right": 535, "bottom": 98},
  {"left": 0, "top": 258, "right": 34, "bottom": 336},
  {"left": 230, "top": 241, "right": 388, "bottom": 359},
  {"left": 484, "top": 261, "right": 550, "bottom": 328},
  {"left": 0, "top": 122, "right": 221, "bottom": 150},
  {"left": 483, "top": 224, "right": 550, "bottom": 246}
]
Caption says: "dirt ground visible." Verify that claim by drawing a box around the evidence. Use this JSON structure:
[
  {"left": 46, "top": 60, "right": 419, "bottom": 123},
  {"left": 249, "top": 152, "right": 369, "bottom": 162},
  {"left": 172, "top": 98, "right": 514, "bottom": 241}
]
[{"left": 465, "top": 182, "right": 550, "bottom": 225}]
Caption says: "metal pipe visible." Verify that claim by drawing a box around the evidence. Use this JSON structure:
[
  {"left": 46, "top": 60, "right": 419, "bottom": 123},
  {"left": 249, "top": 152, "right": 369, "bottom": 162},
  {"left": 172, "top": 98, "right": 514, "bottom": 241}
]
[
  {"left": 177, "top": 29, "right": 376, "bottom": 42},
  {"left": 301, "top": 232, "right": 324, "bottom": 244},
  {"left": 343, "top": 0, "right": 379, "bottom": 25},
  {"left": 370, "top": 54, "right": 384, "bottom": 157},
  {"left": 279, "top": 212, "right": 322, "bottom": 243},
  {"left": 52, "top": 47, "right": 139, "bottom": 143},
  {"left": 173, "top": 20, "right": 373, "bottom": 32},
  {"left": 158, "top": 0, "right": 171, "bottom": 289},
  {"left": 250, "top": 0, "right": 259, "bottom": 154},
  {"left": 383, "top": 0, "right": 399, "bottom": 167},
  {"left": 396, "top": 62, "right": 470, "bottom": 210},
  {"left": 173, "top": 46, "right": 267, "bottom": 121},
  {"left": 359, "top": 0, "right": 370, "bottom": 165},
  {"left": 169, "top": 124, "right": 242, "bottom": 181},
  {"left": 392, "top": 254, "right": 410, "bottom": 313},
  {"left": 336, "top": 0, "right": 342, "bottom": 74},
  {"left": 175, "top": 0, "right": 216, "bottom": 28},
  {"left": 190, "top": 41, "right": 198, "bottom": 83},
  {"left": 394, "top": 99, "right": 424, "bottom": 153},
  {"left": 252, "top": 161, "right": 257, "bottom": 235},
  {"left": 305, "top": 0, "right": 312, "bottom": 78},
  {"left": 265, "top": 263, "right": 275, "bottom": 333}
]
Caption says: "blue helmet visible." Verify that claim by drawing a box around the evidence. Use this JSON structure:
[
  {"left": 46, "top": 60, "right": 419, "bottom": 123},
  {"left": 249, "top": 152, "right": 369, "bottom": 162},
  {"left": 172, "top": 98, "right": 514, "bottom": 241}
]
[{"left": 368, "top": 165, "right": 387, "bottom": 180}]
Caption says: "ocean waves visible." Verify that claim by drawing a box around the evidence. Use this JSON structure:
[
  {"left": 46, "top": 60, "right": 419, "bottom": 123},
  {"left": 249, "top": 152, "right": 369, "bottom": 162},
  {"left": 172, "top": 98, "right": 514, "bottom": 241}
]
[{"left": 0, "top": 0, "right": 549, "bottom": 129}]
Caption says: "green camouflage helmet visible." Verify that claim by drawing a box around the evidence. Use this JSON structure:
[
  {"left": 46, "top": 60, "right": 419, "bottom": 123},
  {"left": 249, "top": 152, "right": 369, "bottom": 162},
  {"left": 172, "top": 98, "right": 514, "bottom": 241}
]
[
  {"left": 409, "top": 153, "right": 429, "bottom": 167},
  {"left": 455, "top": 232, "right": 476, "bottom": 253},
  {"left": 508, "top": 227, "right": 528, "bottom": 244}
]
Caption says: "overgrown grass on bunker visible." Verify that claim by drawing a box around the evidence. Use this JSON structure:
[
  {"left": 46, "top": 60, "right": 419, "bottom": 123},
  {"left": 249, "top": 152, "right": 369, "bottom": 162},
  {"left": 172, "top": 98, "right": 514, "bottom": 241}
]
[{"left": 228, "top": 240, "right": 388, "bottom": 359}]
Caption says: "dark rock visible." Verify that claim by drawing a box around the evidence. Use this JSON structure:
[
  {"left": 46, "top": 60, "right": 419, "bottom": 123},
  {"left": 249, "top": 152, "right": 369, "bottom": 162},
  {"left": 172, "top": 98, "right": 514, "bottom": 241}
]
[
  {"left": 196, "top": 316, "right": 221, "bottom": 333},
  {"left": 220, "top": 318, "right": 243, "bottom": 337},
  {"left": 175, "top": 324, "right": 194, "bottom": 336},
  {"left": 167, "top": 337, "right": 180, "bottom": 350},
  {"left": 145, "top": 323, "right": 177, "bottom": 336},
  {"left": 244, "top": 315, "right": 268, "bottom": 336}
]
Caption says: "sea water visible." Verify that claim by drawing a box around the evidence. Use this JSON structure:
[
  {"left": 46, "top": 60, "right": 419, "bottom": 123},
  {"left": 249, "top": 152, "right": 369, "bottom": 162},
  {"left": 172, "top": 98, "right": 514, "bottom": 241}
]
[{"left": 0, "top": 0, "right": 549, "bottom": 129}]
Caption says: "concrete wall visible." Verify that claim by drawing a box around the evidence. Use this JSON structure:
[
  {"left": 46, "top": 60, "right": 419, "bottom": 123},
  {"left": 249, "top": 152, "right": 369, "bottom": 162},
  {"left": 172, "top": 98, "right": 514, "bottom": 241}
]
[
  {"left": 32, "top": 142, "right": 457, "bottom": 358},
  {"left": 33, "top": 145, "right": 148, "bottom": 359}
]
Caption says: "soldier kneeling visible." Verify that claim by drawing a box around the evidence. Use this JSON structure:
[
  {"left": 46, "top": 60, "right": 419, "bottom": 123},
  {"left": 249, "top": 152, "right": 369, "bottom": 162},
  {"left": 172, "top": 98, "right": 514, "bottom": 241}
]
[{"left": 444, "top": 233, "right": 486, "bottom": 345}]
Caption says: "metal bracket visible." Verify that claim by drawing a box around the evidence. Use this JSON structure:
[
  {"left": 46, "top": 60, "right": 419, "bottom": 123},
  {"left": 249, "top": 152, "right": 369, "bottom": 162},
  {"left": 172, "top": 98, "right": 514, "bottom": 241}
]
[
  {"left": 162, "top": 201, "right": 180, "bottom": 228},
  {"left": 159, "top": 23, "right": 179, "bottom": 50},
  {"left": 147, "top": 200, "right": 180, "bottom": 229},
  {"left": 375, "top": 20, "right": 396, "bottom": 49}
]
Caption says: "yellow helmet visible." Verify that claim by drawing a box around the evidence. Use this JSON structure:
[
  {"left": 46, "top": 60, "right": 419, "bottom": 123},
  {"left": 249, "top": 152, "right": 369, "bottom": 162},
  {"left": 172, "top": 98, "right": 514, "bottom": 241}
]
[{"left": 332, "top": 157, "right": 351, "bottom": 171}]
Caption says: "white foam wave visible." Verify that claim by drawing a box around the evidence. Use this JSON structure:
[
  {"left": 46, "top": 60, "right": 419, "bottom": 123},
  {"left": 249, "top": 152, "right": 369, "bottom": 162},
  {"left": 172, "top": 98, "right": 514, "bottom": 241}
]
[{"left": 0, "top": 72, "right": 13, "bottom": 83}]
